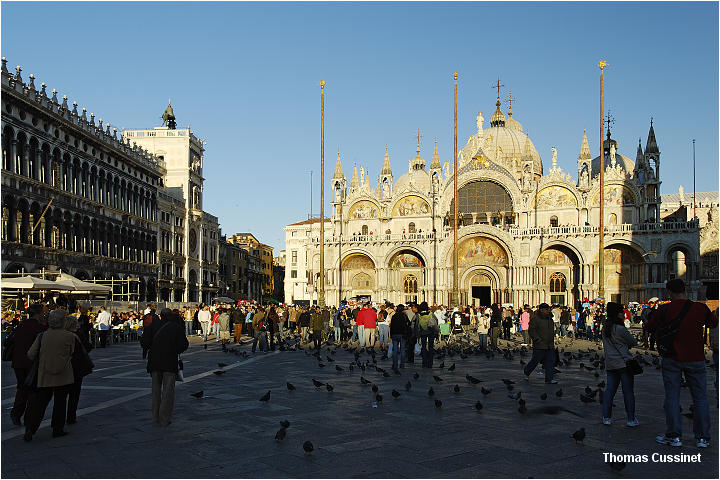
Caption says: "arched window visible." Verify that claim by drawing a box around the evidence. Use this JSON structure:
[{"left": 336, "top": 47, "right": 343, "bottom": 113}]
[
  {"left": 1, "top": 207, "right": 9, "bottom": 241},
  {"left": 550, "top": 215, "right": 558, "bottom": 227},
  {"left": 408, "top": 222, "right": 416, "bottom": 234},
  {"left": 15, "top": 211, "right": 22, "bottom": 243},
  {"left": 549, "top": 272, "right": 566, "bottom": 293},
  {"left": 404, "top": 274, "right": 418, "bottom": 303},
  {"left": 51, "top": 226, "right": 60, "bottom": 249},
  {"left": 361, "top": 225, "right": 368, "bottom": 236},
  {"left": 608, "top": 213, "right": 617, "bottom": 225},
  {"left": 450, "top": 180, "right": 513, "bottom": 221}
]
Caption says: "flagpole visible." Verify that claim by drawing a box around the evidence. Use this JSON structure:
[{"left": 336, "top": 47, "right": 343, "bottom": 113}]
[
  {"left": 452, "top": 71, "right": 459, "bottom": 307},
  {"left": 598, "top": 60, "right": 607, "bottom": 301},
  {"left": 319, "top": 80, "right": 326, "bottom": 308}
]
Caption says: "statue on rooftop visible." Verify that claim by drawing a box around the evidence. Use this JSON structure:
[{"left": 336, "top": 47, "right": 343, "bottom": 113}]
[{"left": 161, "top": 98, "right": 176, "bottom": 129}]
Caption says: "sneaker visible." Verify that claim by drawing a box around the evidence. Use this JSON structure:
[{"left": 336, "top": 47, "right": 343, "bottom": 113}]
[
  {"left": 626, "top": 419, "right": 639, "bottom": 427},
  {"left": 602, "top": 418, "right": 612, "bottom": 425},
  {"left": 696, "top": 438, "right": 710, "bottom": 448},
  {"left": 545, "top": 379, "right": 558, "bottom": 384},
  {"left": 656, "top": 435, "right": 682, "bottom": 447},
  {"left": 536, "top": 371, "right": 545, "bottom": 376}
]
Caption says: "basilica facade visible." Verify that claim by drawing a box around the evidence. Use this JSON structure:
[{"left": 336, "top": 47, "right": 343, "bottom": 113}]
[{"left": 284, "top": 95, "right": 708, "bottom": 308}]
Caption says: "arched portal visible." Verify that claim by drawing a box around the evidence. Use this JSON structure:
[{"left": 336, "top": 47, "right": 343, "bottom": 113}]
[
  {"left": 449, "top": 180, "right": 514, "bottom": 226},
  {"left": 603, "top": 244, "right": 645, "bottom": 304},
  {"left": 387, "top": 249, "right": 426, "bottom": 304},
  {"left": 537, "top": 245, "right": 581, "bottom": 307},
  {"left": 454, "top": 235, "right": 510, "bottom": 305},
  {"left": 341, "top": 254, "right": 376, "bottom": 302}
]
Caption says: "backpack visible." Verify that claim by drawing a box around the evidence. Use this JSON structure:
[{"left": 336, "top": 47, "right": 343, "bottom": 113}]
[
  {"left": 143, "top": 313, "right": 158, "bottom": 329},
  {"left": 655, "top": 301, "right": 693, "bottom": 357},
  {"left": 427, "top": 313, "right": 438, "bottom": 329}
]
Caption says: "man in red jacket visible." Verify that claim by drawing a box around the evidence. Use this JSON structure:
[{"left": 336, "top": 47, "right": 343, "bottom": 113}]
[
  {"left": 647, "top": 279, "right": 717, "bottom": 448},
  {"left": 357, "top": 303, "right": 378, "bottom": 349}
]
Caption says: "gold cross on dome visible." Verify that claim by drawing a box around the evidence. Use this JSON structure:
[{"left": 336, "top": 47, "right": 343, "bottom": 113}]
[
  {"left": 506, "top": 89, "right": 516, "bottom": 110},
  {"left": 491, "top": 78, "right": 504, "bottom": 98}
]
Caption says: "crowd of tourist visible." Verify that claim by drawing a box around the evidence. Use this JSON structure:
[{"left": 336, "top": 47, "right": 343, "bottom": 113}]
[{"left": 2, "top": 279, "right": 717, "bottom": 449}]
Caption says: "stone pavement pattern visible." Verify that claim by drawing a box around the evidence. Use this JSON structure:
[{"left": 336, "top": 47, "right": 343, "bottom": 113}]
[{"left": 1, "top": 334, "right": 718, "bottom": 478}]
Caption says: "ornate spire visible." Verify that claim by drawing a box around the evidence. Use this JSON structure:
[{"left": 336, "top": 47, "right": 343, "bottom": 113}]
[
  {"left": 578, "top": 129, "right": 591, "bottom": 161},
  {"left": 645, "top": 119, "right": 659, "bottom": 154},
  {"left": 636, "top": 138, "right": 644, "bottom": 162},
  {"left": 522, "top": 130, "right": 533, "bottom": 160},
  {"left": 490, "top": 98, "right": 506, "bottom": 127},
  {"left": 381, "top": 147, "right": 392, "bottom": 176},
  {"left": 430, "top": 139, "right": 441, "bottom": 169},
  {"left": 350, "top": 163, "right": 359, "bottom": 189},
  {"left": 332, "top": 149, "right": 344, "bottom": 180}
]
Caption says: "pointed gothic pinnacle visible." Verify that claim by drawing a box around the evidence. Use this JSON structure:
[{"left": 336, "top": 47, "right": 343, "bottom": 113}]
[
  {"left": 81, "top": 108, "right": 87, "bottom": 121},
  {"left": 51, "top": 89, "right": 58, "bottom": 104},
  {"left": 90, "top": 113, "right": 95, "bottom": 126},
  {"left": 61, "top": 95, "right": 68, "bottom": 110},
  {"left": 15, "top": 65, "right": 22, "bottom": 82},
  {"left": 72, "top": 101, "right": 78, "bottom": 116},
  {"left": 28, "top": 74, "right": 36, "bottom": 91},
  {"left": 40, "top": 82, "right": 47, "bottom": 98},
  {"left": 1, "top": 58, "right": 7, "bottom": 74}
]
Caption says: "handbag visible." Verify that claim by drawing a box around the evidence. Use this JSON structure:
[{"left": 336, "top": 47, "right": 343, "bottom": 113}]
[
  {"left": 2, "top": 332, "right": 15, "bottom": 362},
  {"left": 607, "top": 325, "right": 642, "bottom": 375},
  {"left": 24, "top": 332, "right": 44, "bottom": 388},
  {"left": 176, "top": 357, "right": 184, "bottom": 382}
]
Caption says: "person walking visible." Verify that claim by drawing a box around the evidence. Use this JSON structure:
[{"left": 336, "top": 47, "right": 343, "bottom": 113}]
[
  {"left": 523, "top": 303, "right": 557, "bottom": 384},
  {"left": 489, "top": 304, "right": 502, "bottom": 350},
  {"left": 9, "top": 303, "right": 46, "bottom": 427},
  {"left": 140, "top": 308, "right": 188, "bottom": 427},
  {"left": 310, "top": 307, "right": 324, "bottom": 351},
  {"left": 520, "top": 306, "right": 531, "bottom": 346},
  {"left": 560, "top": 307, "right": 571, "bottom": 338},
  {"left": 251, "top": 308, "right": 268, "bottom": 353},
  {"left": 198, "top": 306, "right": 211, "bottom": 342},
  {"left": 415, "top": 302, "right": 437, "bottom": 368},
  {"left": 360, "top": 303, "right": 378, "bottom": 349},
  {"left": 647, "top": 279, "right": 718, "bottom": 448},
  {"left": 211, "top": 308, "right": 221, "bottom": 341},
  {"left": 601, "top": 302, "right": 639, "bottom": 427},
  {"left": 389, "top": 304, "right": 410, "bottom": 373},
  {"left": 64, "top": 314, "right": 94, "bottom": 425},
  {"left": 96, "top": 306, "right": 111, "bottom": 348},
  {"left": 377, "top": 309, "right": 390, "bottom": 350},
  {"left": 23, "top": 309, "right": 76, "bottom": 441},
  {"left": 267, "top": 306, "right": 280, "bottom": 351},
  {"left": 217, "top": 308, "right": 231, "bottom": 346},
  {"left": 477, "top": 311, "right": 490, "bottom": 352},
  {"left": 298, "top": 307, "right": 310, "bottom": 344},
  {"left": 184, "top": 308, "right": 194, "bottom": 337},
  {"left": 405, "top": 303, "right": 418, "bottom": 364}
]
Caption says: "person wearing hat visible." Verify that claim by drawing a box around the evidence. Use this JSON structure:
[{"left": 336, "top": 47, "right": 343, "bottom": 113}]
[
  {"left": 601, "top": 302, "right": 639, "bottom": 427},
  {"left": 523, "top": 303, "right": 557, "bottom": 384}
]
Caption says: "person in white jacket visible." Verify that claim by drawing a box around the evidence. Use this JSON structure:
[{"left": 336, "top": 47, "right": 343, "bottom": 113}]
[
  {"left": 477, "top": 313, "right": 490, "bottom": 352},
  {"left": 198, "top": 306, "right": 212, "bottom": 342}
]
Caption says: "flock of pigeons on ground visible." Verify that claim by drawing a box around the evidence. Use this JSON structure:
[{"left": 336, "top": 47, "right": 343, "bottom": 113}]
[{"left": 186, "top": 332, "right": 707, "bottom": 473}]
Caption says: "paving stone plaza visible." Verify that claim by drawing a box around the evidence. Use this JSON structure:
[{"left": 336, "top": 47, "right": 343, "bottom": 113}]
[{"left": 1, "top": 334, "right": 717, "bottom": 479}]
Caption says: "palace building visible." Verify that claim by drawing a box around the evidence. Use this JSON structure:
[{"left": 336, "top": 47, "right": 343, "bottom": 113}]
[{"left": 284, "top": 93, "right": 715, "bottom": 307}]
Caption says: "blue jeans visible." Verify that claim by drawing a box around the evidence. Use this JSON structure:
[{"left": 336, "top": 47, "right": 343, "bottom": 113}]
[
  {"left": 661, "top": 357, "right": 711, "bottom": 440},
  {"left": 586, "top": 326, "right": 594, "bottom": 341},
  {"left": 478, "top": 333, "right": 488, "bottom": 351},
  {"left": 391, "top": 334, "right": 406, "bottom": 370},
  {"left": 420, "top": 335, "right": 435, "bottom": 368},
  {"left": 559, "top": 325, "right": 568, "bottom": 337},
  {"left": 523, "top": 348, "right": 555, "bottom": 382},
  {"left": 351, "top": 325, "right": 358, "bottom": 342},
  {"left": 602, "top": 368, "right": 635, "bottom": 420},
  {"left": 214, "top": 323, "right": 220, "bottom": 340},
  {"left": 185, "top": 321, "right": 193, "bottom": 336},
  {"left": 252, "top": 331, "right": 267, "bottom": 353},
  {"left": 378, "top": 324, "right": 389, "bottom": 346},
  {"left": 334, "top": 326, "right": 341, "bottom": 342},
  {"left": 358, "top": 325, "right": 365, "bottom": 347}
]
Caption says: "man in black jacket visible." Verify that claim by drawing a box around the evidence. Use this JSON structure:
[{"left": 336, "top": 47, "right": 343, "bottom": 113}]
[
  {"left": 141, "top": 309, "right": 189, "bottom": 427},
  {"left": 9, "top": 303, "right": 46, "bottom": 426}
]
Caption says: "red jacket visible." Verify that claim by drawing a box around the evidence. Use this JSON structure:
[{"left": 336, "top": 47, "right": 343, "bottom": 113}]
[
  {"left": 358, "top": 308, "right": 377, "bottom": 329},
  {"left": 646, "top": 300, "right": 717, "bottom": 362}
]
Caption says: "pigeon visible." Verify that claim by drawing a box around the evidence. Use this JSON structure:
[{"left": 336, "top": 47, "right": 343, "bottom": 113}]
[
  {"left": 312, "top": 379, "right": 324, "bottom": 388},
  {"left": 434, "top": 399, "right": 443, "bottom": 408},
  {"left": 466, "top": 375, "right": 481, "bottom": 384},
  {"left": 287, "top": 382, "right": 296, "bottom": 391},
  {"left": 392, "top": 389, "right": 400, "bottom": 399},
  {"left": 540, "top": 393, "right": 547, "bottom": 401},
  {"left": 481, "top": 386, "right": 492, "bottom": 396},
  {"left": 508, "top": 391, "right": 522, "bottom": 400},
  {"left": 518, "top": 398, "right": 526, "bottom": 407},
  {"left": 531, "top": 406, "right": 582, "bottom": 417},
  {"left": 259, "top": 390, "right": 271, "bottom": 402},
  {"left": 204, "top": 344, "right": 208, "bottom": 350},
  {"left": 360, "top": 376, "right": 371, "bottom": 385},
  {"left": 433, "top": 375, "right": 443, "bottom": 383},
  {"left": 303, "top": 440, "right": 314, "bottom": 454},
  {"left": 571, "top": 427, "right": 586, "bottom": 444},
  {"left": 375, "top": 393, "right": 383, "bottom": 403},
  {"left": 585, "top": 386, "right": 593, "bottom": 395},
  {"left": 335, "top": 365, "right": 343, "bottom": 372},
  {"left": 326, "top": 356, "right": 335, "bottom": 362},
  {"left": 218, "top": 363, "right": 228, "bottom": 368},
  {"left": 438, "top": 361, "right": 445, "bottom": 369},
  {"left": 475, "top": 401, "right": 483, "bottom": 411},
  {"left": 405, "top": 381, "right": 412, "bottom": 391},
  {"left": 579, "top": 393, "right": 596, "bottom": 403},
  {"left": 556, "top": 388, "right": 563, "bottom": 398},
  {"left": 372, "top": 384, "right": 379, "bottom": 393},
  {"left": 428, "top": 387, "right": 435, "bottom": 397},
  {"left": 507, "top": 384, "right": 515, "bottom": 391},
  {"left": 326, "top": 383, "right": 334, "bottom": 392},
  {"left": 453, "top": 384, "right": 461, "bottom": 393},
  {"left": 501, "top": 379, "right": 515, "bottom": 385},
  {"left": 280, "top": 419, "right": 290, "bottom": 428},
  {"left": 518, "top": 403, "right": 527, "bottom": 414},
  {"left": 317, "top": 363, "right": 325, "bottom": 368},
  {"left": 448, "top": 363, "right": 456, "bottom": 372},
  {"left": 413, "top": 373, "right": 420, "bottom": 380},
  {"left": 275, "top": 427, "right": 286, "bottom": 441},
  {"left": 609, "top": 461, "right": 626, "bottom": 472},
  {"left": 213, "top": 370, "right": 226, "bottom": 376},
  {"left": 190, "top": 390, "right": 204, "bottom": 399}
]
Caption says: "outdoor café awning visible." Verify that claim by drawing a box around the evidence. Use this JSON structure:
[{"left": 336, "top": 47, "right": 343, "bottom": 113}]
[
  {"left": 2, "top": 276, "right": 75, "bottom": 291},
  {"left": 55, "top": 273, "right": 112, "bottom": 293}
]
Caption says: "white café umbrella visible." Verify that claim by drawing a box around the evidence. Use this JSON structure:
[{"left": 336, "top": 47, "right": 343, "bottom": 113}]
[
  {"left": 1, "top": 276, "right": 75, "bottom": 291},
  {"left": 55, "top": 273, "right": 112, "bottom": 293}
]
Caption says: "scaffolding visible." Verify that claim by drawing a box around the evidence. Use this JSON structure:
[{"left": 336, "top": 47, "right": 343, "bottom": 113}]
[{"left": 1, "top": 268, "right": 140, "bottom": 302}]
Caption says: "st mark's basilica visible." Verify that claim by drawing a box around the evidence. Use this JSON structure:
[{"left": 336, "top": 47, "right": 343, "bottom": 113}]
[{"left": 284, "top": 92, "right": 717, "bottom": 308}]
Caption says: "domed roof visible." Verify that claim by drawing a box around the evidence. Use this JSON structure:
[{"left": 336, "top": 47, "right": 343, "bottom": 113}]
[
  {"left": 460, "top": 124, "right": 543, "bottom": 176},
  {"left": 590, "top": 137, "right": 635, "bottom": 176},
  {"left": 394, "top": 167, "right": 432, "bottom": 194}
]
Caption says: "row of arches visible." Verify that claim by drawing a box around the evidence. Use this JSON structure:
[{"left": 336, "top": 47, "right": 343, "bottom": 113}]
[
  {"left": 2, "top": 195, "right": 157, "bottom": 264},
  {"left": 2, "top": 125, "right": 157, "bottom": 220}
]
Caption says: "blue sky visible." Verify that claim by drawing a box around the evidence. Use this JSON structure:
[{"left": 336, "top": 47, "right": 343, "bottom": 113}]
[{"left": 2, "top": 2, "right": 718, "bottom": 252}]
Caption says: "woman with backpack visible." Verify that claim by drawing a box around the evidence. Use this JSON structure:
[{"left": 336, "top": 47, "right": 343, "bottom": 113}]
[{"left": 601, "top": 302, "right": 639, "bottom": 427}]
